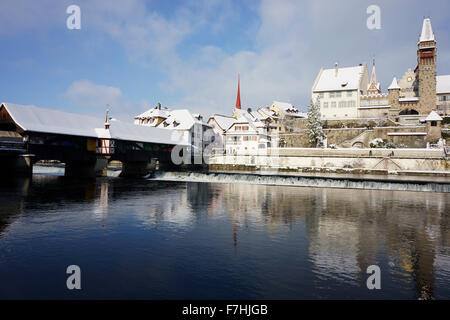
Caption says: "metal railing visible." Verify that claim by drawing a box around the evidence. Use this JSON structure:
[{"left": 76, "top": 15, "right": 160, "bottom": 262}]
[{"left": 0, "top": 140, "right": 27, "bottom": 152}]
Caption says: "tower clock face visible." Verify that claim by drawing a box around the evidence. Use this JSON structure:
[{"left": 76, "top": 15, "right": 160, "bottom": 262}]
[{"left": 407, "top": 77, "right": 412, "bottom": 82}]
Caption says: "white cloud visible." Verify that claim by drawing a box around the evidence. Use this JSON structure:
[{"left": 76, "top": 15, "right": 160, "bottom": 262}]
[
  {"left": 3, "top": 0, "right": 450, "bottom": 118},
  {"left": 65, "top": 80, "right": 123, "bottom": 108}
]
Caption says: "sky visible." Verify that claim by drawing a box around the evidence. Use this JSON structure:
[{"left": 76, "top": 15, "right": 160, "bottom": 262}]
[{"left": 1, "top": 0, "right": 450, "bottom": 121}]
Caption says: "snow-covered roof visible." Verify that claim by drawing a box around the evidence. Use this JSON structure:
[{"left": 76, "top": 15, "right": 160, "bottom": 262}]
[
  {"left": 399, "top": 97, "right": 419, "bottom": 102},
  {"left": 1, "top": 102, "right": 188, "bottom": 146},
  {"left": 419, "top": 18, "right": 435, "bottom": 43},
  {"left": 388, "top": 77, "right": 400, "bottom": 90},
  {"left": 313, "top": 65, "right": 365, "bottom": 92},
  {"left": 425, "top": 111, "right": 443, "bottom": 121},
  {"left": 258, "top": 107, "right": 279, "bottom": 118},
  {"left": 157, "top": 109, "right": 209, "bottom": 130},
  {"left": 209, "top": 114, "right": 235, "bottom": 130},
  {"left": 437, "top": 75, "right": 450, "bottom": 94},
  {"left": 135, "top": 106, "right": 171, "bottom": 119},
  {"left": 273, "top": 101, "right": 297, "bottom": 112},
  {"left": 231, "top": 108, "right": 267, "bottom": 133}
]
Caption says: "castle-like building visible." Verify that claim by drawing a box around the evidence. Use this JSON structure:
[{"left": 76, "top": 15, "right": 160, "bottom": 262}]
[{"left": 313, "top": 18, "right": 450, "bottom": 120}]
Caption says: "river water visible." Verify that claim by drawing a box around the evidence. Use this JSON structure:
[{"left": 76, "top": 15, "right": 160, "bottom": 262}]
[{"left": 0, "top": 169, "right": 449, "bottom": 299}]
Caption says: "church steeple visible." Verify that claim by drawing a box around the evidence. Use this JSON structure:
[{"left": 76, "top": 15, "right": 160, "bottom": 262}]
[
  {"left": 367, "top": 59, "right": 381, "bottom": 95},
  {"left": 235, "top": 74, "right": 241, "bottom": 109}
]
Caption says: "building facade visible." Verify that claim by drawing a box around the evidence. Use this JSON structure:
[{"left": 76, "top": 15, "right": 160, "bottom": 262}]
[
  {"left": 312, "top": 63, "right": 369, "bottom": 119},
  {"left": 312, "top": 18, "right": 449, "bottom": 120}
]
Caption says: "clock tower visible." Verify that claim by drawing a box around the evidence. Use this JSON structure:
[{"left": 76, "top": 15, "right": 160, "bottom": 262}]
[{"left": 416, "top": 18, "right": 437, "bottom": 114}]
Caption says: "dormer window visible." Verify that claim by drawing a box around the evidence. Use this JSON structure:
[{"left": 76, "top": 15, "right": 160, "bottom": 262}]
[
  {"left": 173, "top": 121, "right": 180, "bottom": 127},
  {"left": 163, "top": 121, "right": 169, "bottom": 127}
]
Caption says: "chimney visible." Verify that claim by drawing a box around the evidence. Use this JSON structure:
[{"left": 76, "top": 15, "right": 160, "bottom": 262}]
[
  {"left": 247, "top": 107, "right": 252, "bottom": 113},
  {"left": 335, "top": 62, "right": 338, "bottom": 77},
  {"left": 156, "top": 103, "right": 161, "bottom": 110}
]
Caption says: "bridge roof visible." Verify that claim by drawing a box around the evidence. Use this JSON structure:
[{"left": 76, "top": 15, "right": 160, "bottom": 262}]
[{"left": 1, "top": 103, "right": 188, "bottom": 146}]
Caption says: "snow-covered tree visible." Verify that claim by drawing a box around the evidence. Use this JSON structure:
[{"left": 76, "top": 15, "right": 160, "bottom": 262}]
[{"left": 307, "top": 97, "right": 325, "bottom": 147}]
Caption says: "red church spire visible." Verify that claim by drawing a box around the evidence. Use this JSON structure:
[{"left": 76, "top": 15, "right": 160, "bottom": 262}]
[{"left": 235, "top": 74, "right": 241, "bottom": 109}]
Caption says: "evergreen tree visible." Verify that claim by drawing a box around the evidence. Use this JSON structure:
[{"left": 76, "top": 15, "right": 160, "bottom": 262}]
[{"left": 306, "top": 97, "right": 325, "bottom": 147}]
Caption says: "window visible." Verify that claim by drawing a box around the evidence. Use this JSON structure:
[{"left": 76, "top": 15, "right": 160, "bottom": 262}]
[
  {"left": 339, "top": 101, "right": 346, "bottom": 108},
  {"left": 319, "top": 93, "right": 324, "bottom": 99},
  {"left": 347, "top": 91, "right": 352, "bottom": 97},
  {"left": 336, "top": 92, "right": 342, "bottom": 98},
  {"left": 331, "top": 102, "right": 336, "bottom": 108},
  {"left": 431, "top": 121, "right": 437, "bottom": 126},
  {"left": 348, "top": 101, "right": 356, "bottom": 108},
  {"left": 323, "top": 102, "right": 329, "bottom": 108},
  {"left": 329, "top": 92, "right": 335, "bottom": 98}
]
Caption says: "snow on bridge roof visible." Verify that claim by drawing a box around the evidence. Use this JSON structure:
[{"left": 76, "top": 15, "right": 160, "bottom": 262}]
[{"left": 1, "top": 102, "right": 188, "bottom": 146}]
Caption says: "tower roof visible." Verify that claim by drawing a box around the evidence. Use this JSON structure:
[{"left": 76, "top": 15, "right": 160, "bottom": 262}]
[
  {"left": 235, "top": 74, "right": 241, "bottom": 109},
  {"left": 367, "top": 60, "right": 381, "bottom": 94},
  {"left": 419, "top": 18, "right": 435, "bottom": 43},
  {"left": 425, "top": 110, "right": 442, "bottom": 121},
  {"left": 388, "top": 77, "right": 400, "bottom": 90}
]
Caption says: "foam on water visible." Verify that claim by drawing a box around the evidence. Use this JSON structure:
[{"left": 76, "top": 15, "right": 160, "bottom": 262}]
[{"left": 151, "top": 171, "right": 450, "bottom": 193}]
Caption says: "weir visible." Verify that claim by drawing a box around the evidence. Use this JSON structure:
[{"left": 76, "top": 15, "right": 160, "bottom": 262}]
[{"left": 150, "top": 171, "right": 450, "bottom": 193}]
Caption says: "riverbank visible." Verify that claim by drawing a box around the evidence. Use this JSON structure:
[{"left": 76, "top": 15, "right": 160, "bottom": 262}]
[{"left": 208, "top": 147, "right": 450, "bottom": 174}]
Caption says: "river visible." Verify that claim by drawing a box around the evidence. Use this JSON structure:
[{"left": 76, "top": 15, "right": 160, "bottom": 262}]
[{"left": 0, "top": 169, "right": 449, "bottom": 299}]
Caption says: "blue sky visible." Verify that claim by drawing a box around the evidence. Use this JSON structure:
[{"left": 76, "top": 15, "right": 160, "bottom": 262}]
[{"left": 1, "top": 0, "right": 450, "bottom": 121}]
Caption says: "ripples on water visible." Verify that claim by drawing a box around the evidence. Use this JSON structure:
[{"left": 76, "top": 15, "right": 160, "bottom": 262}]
[{"left": 0, "top": 171, "right": 449, "bottom": 299}]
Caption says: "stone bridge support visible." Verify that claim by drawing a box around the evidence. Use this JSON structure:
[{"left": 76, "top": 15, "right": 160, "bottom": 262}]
[
  {"left": 65, "top": 158, "right": 108, "bottom": 178},
  {"left": 120, "top": 159, "right": 156, "bottom": 178},
  {"left": 0, "top": 154, "right": 34, "bottom": 177}
]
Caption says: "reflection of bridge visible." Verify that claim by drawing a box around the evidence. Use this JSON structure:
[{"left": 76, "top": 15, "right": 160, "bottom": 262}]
[{"left": 0, "top": 103, "right": 188, "bottom": 177}]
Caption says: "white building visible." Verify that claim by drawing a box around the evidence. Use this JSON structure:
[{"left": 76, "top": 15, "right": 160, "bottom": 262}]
[
  {"left": 135, "top": 105, "right": 211, "bottom": 152},
  {"left": 267, "top": 101, "right": 306, "bottom": 119},
  {"left": 437, "top": 75, "right": 450, "bottom": 116},
  {"left": 134, "top": 103, "right": 171, "bottom": 126},
  {"left": 225, "top": 108, "right": 271, "bottom": 155},
  {"left": 207, "top": 114, "right": 235, "bottom": 151},
  {"left": 312, "top": 63, "right": 370, "bottom": 119}
]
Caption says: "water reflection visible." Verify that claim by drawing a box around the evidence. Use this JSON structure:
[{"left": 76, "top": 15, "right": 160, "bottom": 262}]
[{"left": 0, "top": 174, "right": 449, "bottom": 299}]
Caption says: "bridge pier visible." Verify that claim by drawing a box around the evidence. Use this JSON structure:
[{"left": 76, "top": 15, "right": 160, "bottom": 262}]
[
  {"left": 120, "top": 160, "right": 155, "bottom": 178},
  {"left": 65, "top": 158, "right": 108, "bottom": 178},
  {"left": 0, "top": 154, "right": 34, "bottom": 177}
]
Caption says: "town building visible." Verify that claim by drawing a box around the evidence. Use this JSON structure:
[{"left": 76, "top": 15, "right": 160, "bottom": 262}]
[
  {"left": 221, "top": 76, "right": 271, "bottom": 155},
  {"left": 313, "top": 18, "right": 450, "bottom": 120},
  {"left": 134, "top": 103, "right": 171, "bottom": 126},
  {"left": 312, "top": 63, "right": 369, "bottom": 119},
  {"left": 437, "top": 75, "right": 450, "bottom": 116},
  {"left": 207, "top": 114, "right": 235, "bottom": 150},
  {"left": 135, "top": 104, "right": 211, "bottom": 152},
  {"left": 359, "top": 61, "right": 391, "bottom": 118},
  {"left": 227, "top": 108, "right": 271, "bottom": 155}
]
